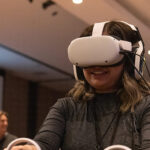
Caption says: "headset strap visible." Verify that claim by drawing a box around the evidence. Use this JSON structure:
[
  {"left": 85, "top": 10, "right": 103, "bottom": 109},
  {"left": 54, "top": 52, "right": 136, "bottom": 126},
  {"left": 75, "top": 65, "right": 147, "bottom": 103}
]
[
  {"left": 134, "top": 41, "right": 144, "bottom": 79},
  {"left": 92, "top": 22, "right": 108, "bottom": 36},
  {"left": 92, "top": 21, "right": 137, "bottom": 37}
]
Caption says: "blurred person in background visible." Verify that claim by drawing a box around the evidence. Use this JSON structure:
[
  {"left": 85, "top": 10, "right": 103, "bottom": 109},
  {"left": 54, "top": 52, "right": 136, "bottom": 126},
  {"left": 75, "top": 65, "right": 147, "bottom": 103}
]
[{"left": 0, "top": 111, "right": 17, "bottom": 150}]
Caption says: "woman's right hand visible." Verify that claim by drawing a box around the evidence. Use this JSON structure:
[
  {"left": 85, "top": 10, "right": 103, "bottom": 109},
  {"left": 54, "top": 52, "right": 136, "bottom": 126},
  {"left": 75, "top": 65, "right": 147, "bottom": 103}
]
[
  {"left": 6, "top": 145, "right": 36, "bottom": 150},
  {"left": 6, "top": 138, "right": 41, "bottom": 150}
]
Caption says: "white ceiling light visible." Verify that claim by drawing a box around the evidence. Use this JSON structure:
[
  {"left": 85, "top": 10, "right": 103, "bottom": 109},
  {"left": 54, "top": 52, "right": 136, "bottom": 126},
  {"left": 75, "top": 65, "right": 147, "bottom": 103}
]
[
  {"left": 72, "top": 0, "right": 83, "bottom": 4},
  {"left": 148, "top": 50, "right": 150, "bottom": 55}
]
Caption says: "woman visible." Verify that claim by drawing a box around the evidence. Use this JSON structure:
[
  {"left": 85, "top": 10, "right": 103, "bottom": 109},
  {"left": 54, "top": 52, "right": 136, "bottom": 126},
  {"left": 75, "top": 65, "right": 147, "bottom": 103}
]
[{"left": 9, "top": 21, "right": 150, "bottom": 150}]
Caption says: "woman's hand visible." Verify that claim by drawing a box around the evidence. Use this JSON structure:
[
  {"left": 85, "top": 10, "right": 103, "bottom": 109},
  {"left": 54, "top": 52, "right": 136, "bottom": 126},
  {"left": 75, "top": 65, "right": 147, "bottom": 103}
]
[
  {"left": 5, "top": 145, "right": 37, "bottom": 150},
  {"left": 6, "top": 138, "right": 41, "bottom": 150}
]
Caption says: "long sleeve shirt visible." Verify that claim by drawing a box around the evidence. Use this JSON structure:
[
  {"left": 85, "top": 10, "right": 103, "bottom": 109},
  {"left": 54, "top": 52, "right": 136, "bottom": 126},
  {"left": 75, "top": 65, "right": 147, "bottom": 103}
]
[{"left": 34, "top": 93, "right": 150, "bottom": 150}]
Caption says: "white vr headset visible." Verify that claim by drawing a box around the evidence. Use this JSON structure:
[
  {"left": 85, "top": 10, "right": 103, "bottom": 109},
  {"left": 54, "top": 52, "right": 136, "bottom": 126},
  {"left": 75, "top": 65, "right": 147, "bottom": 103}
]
[
  {"left": 68, "top": 35, "right": 132, "bottom": 67},
  {"left": 68, "top": 21, "right": 144, "bottom": 80}
]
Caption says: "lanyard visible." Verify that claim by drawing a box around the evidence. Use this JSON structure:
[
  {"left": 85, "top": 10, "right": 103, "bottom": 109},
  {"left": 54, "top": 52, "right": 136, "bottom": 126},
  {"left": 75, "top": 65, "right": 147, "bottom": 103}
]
[{"left": 93, "top": 100, "right": 121, "bottom": 150}]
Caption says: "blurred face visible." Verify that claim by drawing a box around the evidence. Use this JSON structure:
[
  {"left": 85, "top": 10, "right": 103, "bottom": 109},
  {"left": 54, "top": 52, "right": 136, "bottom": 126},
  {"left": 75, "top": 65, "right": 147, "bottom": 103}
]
[
  {"left": 83, "top": 64, "right": 124, "bottom": 93},
  {"left": 0, "top": 114, "right": 8, "bottom": 137}
]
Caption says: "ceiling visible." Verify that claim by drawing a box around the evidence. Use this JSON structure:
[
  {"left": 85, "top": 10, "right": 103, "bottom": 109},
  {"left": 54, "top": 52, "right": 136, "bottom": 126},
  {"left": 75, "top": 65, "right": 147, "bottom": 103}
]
[{"left": 0, "top": 0, "right": 149, "bottom": 92}]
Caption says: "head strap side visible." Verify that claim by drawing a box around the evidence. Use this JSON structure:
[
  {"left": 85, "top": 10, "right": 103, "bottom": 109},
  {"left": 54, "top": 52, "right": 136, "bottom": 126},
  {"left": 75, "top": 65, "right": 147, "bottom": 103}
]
[
  {"left": 92, "top": 21, "right": 137, "bottom": 36},
  {"left": 92, "top": 21, "right": 108, "bottom": 36}
]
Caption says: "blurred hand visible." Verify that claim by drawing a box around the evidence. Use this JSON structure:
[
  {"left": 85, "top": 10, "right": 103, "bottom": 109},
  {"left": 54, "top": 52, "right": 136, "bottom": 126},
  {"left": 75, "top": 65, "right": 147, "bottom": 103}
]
[
  {"left": 6, "top": 138, "right": 40, "bottom": 150},
  {"left": 5, "top": 145, "right": 37, "bottom": 150}
]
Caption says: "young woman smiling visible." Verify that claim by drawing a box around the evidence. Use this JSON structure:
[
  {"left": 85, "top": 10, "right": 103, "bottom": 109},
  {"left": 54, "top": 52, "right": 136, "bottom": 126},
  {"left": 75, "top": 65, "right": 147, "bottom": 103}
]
[{"left": 8, "top": 21, "right": 150, "bottom": 150}]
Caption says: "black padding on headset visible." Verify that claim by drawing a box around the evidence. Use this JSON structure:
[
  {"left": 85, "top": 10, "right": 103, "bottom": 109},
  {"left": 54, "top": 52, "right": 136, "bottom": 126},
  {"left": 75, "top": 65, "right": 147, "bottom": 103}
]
[
  {"left": 76, "top": 66, "right": 84, "bottom": 80},
  {"left": 139, "top": 50, "right": 145, "bottom": 73},
  {"left": 124, "top": 52, "right": 135, "bottom": 78}
]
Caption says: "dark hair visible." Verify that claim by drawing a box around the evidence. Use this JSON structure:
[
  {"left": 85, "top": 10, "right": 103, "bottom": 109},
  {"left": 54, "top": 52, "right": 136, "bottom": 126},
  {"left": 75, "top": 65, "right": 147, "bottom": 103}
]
[
  {"left": 0, "top": 110, "right": 8, "bottom": 118},
  {"left": 67, "top": 21, "right": 150, "bottom": 112}
]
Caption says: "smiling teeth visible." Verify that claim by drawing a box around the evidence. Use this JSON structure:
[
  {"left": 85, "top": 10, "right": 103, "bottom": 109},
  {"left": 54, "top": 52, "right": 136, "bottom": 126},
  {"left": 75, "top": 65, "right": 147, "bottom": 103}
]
[{"left": 92, "top": 71, "right": 105, "bottom": 74}]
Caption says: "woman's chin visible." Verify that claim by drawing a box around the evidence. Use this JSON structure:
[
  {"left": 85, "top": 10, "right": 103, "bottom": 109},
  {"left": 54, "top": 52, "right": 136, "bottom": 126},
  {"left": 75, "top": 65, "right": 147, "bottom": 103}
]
[{"left": 91, "top": 83, "right": 117, "bottom": 93}]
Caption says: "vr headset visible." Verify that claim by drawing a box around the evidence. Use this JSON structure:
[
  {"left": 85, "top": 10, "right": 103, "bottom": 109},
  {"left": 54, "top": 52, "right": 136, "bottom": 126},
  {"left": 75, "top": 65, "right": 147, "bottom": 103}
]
[{"left": 68, "top": 21, "right": 145, "bottom": 80}]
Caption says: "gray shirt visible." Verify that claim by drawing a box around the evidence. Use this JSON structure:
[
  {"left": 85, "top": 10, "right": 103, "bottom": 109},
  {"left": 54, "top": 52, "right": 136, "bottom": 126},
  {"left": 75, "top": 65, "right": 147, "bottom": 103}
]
[{"left": 34, "top": 93, "right": 150, "bottom": 150}]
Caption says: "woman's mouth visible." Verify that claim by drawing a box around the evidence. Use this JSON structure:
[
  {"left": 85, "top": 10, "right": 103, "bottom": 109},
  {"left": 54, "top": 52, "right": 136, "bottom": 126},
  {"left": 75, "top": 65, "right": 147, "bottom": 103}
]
[{"left": 91, "top": 71, "right": 107, "bottom": 75}]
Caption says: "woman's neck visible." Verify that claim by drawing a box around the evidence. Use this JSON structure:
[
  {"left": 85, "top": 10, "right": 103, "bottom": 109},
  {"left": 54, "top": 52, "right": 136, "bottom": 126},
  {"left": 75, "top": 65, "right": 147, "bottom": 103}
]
[{"left": 95, "top": 88, "right": 118, "bottom": 94}]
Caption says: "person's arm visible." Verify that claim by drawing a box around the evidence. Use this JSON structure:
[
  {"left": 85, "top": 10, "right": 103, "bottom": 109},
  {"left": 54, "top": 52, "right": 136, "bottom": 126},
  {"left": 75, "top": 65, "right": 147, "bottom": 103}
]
[
  {"left": 34, "top": 99, "right": 66, "bottom": 150},
  {"left": 140, "top": 97, "right": 150, "bottom": 149},
  {"left": 6, "top": 99, "right": 67, "bottom": 150}
]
